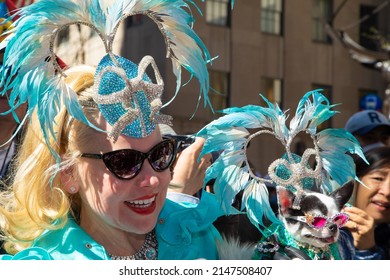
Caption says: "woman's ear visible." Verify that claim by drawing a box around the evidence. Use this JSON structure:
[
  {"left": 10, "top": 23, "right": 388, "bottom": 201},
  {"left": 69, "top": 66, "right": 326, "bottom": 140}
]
[{"left": 60, "top": 168, "right": 79, "bottom": 194}]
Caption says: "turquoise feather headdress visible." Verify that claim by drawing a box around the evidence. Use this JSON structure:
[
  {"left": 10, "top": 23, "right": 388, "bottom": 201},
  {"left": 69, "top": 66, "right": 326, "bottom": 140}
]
[
  {"left": 197, "top": 89, "right": 367, "bottom": 233},
  {"left": 0, "top": 0, "right": 213, "bottom": 161}
]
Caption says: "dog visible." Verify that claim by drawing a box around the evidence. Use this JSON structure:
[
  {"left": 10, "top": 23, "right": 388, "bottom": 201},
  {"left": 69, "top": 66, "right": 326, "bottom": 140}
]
[
  {"left": 276, "top": 181, "right": 354, "bottom": 249},
  {"left": 216, "top": 182, "right": 354, "bottom": 260}
]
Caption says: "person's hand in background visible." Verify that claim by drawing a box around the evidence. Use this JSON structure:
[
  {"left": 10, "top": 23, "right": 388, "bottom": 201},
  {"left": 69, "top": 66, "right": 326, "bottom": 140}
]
[
  {"left": 169, "top": 137, "right": 212, "bottom": 196},
  {"left": 343, "top": 206, "right": 376, "bottom": 250}
]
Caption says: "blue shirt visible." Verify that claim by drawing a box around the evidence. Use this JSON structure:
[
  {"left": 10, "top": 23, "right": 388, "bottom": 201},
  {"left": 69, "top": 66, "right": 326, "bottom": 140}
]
[
  {"left": 0, "top": 192, "right": 223, "bottom": 260},
  {"left": 338, "top": 226, "right": 390, "bottom": 260}
]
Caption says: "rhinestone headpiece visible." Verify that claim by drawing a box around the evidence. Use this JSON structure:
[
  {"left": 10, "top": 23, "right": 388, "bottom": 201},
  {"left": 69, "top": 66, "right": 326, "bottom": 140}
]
[
  {"left": 0, "top": 0, "right": 212, "bottom": 156},
  {"left": 93, "top": 54, "right": 172, "bottom": 141}
]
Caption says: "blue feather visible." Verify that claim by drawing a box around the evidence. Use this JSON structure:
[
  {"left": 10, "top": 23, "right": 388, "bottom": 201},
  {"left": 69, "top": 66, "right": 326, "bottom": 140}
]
[
  {"left": 242, "top": 180, "right": 281, "bottom": 234},
  {"left": 198, "top": 90, "right": 366, "bottom": 234},
  {"left": 0, "top": 0, "right": 212, "bottom": 162},
  {"left": 318, "top": 128, "right": 367, "bottom": 191}
]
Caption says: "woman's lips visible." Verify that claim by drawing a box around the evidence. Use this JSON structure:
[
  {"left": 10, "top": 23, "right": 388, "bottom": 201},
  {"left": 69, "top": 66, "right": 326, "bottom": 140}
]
[{"left": 125, "top": 194, "right": 157, "bottom": 215}]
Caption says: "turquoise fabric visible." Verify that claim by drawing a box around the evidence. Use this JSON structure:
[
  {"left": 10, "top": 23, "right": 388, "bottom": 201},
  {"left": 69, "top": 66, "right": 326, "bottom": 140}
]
[{"left": 0, "top": 192, "right": 223, "bottom": 260}]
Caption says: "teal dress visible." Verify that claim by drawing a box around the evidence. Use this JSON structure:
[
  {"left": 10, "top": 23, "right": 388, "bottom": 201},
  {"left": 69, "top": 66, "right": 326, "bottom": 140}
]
[{"left": 0, "top": 192, "right": 223, "bottom": 260}]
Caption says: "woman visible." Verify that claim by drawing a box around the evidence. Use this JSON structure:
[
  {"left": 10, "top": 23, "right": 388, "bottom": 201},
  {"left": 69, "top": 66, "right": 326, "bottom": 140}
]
[
  {"left": 0, "top": 0, "right": 223, "bottom": 260},
  {"left": 343, "top": 146, "right": 390, "bottom": 259},
  {"left": 0, "top": 65, "right": 221, "bottom": 260}
]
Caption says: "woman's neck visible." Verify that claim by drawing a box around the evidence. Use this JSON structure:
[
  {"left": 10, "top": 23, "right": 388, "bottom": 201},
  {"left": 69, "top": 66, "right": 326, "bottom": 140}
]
[{"left": 79, "top": 210, "right": 146, "bottom": 256}]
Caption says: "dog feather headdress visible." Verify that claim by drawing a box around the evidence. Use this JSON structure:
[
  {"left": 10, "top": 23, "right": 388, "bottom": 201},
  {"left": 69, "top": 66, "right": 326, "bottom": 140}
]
[
  {"left": 198, "top": 90, "right": 367, "bottom": 233},
  {"left": 0, "top": 0, "right": 213, "bottom": 162}
]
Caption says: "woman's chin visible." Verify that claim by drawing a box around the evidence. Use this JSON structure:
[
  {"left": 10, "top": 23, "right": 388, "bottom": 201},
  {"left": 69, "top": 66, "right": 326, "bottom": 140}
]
[{"left": 130, "top": 216, "right": 158, "bottom": 234}]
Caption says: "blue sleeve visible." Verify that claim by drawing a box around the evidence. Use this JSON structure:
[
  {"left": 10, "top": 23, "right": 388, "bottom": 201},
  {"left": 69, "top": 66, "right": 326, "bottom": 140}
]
[
  {"left": 337, "top": 228, "right": 355, "bottom": 259},
  {"left": 338, "top": 228, "right": 386, "bottom": 260}
]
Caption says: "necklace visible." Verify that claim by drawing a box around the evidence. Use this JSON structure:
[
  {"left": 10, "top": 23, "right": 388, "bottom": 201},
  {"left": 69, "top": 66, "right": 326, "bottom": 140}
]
[{"left": 109, "top": 230, "right": 158, "bottom": 260}]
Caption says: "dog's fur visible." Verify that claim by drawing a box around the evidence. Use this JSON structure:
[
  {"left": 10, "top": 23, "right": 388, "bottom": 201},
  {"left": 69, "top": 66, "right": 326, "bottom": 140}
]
[
  {"left": 216, "top": 237, "right": 256, "bottom": 260},
  {"left": 276, "top": 182, "right": 354, "bottom": 248}
]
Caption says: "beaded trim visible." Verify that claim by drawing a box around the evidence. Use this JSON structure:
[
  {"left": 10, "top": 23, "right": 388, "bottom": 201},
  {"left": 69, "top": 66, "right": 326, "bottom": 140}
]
[
  {"left": 244, "top": 130, "right": 322, "bottom": 210},
  {"left": 46, "top": 8, "right": 176, "bottom": 142},
  {"left": 109, "top": 230, "right": 158, "bottom": 260},
  {"left": 256, "top": 242, "right": 280, "bottom": 253},
  {"left": 295, "top": 240, "right": 331, "bottom": 260},
  {"left": 92, "top": 55, "right": 172, "bottom": 142}
]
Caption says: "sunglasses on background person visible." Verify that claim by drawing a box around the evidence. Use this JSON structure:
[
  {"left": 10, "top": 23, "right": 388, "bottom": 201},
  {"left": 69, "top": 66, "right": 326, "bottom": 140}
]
[
  {"left": 81, "top": 139, "right": 176, "bottom": 180},
  {"left": 163, "top": 134, "right": 195, "bottom": 153}
]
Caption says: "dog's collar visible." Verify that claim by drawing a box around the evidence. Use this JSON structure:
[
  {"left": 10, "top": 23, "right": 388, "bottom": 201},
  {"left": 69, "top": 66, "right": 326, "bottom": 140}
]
[{"left": 295, "top": 241, "right": 332, "bottom": 260}]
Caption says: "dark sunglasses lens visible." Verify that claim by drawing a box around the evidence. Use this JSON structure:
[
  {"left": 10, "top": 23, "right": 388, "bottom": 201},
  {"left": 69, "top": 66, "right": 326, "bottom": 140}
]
[
  {"left": 149, "top": 140, "right": 175, "bottom": 171},
  {"left": 103, "top": 150, "right": 142, "bottom": 179}
]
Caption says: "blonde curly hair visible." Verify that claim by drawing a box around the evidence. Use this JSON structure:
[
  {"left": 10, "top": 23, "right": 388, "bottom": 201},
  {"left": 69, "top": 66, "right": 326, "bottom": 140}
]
[{"left": 0, "top": 65, "right": 100, "bottom": 254}]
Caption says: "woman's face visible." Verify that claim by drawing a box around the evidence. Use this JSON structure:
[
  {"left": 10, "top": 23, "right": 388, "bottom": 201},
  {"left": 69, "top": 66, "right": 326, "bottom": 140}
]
[
  {"left": 73, "top": 126, "right": 171, "bottom": 236},
  {"left": 356, "top": 166, "right": 390, "bottom": 224}
]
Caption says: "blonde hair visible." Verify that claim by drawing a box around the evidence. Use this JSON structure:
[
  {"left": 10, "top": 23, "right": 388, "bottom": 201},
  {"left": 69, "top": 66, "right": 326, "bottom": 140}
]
[{"left": 0, "top": 65, "right": 99, "bottom": 254}]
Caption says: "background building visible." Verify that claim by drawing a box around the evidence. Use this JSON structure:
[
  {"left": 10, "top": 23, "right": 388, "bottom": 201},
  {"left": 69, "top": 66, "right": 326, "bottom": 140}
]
[{"left": 58, "top": 0, "right": 390, "bottom": 175}]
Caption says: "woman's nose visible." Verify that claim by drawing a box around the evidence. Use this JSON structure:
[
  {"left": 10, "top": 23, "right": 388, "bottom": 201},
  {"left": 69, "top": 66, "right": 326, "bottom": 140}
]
[
  {"left": 137, "top": 159, "right": 160, "bottom": 187},
  {"left": 379, "top": 176, "right": 390, "bottom": 198}
]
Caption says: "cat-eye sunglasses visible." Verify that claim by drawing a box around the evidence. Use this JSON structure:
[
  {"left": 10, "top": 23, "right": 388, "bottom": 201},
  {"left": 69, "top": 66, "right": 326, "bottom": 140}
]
[{"left": 81, "top": 139, "right": 176, "bottom": 180}]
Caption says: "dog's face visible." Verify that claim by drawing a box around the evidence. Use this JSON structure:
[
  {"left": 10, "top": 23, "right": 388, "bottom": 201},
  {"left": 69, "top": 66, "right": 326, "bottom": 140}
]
[{"left": 276, "top": 182, "right": 353, "bottom": 248}]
